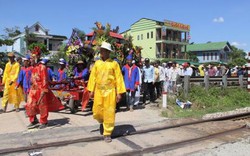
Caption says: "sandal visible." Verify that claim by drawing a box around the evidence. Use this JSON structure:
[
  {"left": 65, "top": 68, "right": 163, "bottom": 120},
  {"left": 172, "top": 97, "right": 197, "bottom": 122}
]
[{"left": 103, "top": 135, "right": 112, "bottom": 143}]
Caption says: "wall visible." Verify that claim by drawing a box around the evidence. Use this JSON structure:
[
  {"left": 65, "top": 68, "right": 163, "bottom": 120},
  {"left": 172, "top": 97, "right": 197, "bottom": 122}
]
[
  {"left": 197, "top": 50, "right": 221, "bottom": 63},
  {"left": 131, "top": 19, "right": 157, "bottom": 59},
  {"left": 6, "top": 38, "right": 20, "bottom": 52}
]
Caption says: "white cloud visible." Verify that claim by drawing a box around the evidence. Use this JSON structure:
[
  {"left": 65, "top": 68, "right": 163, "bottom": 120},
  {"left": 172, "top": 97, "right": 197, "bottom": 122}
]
[
  {"left": 231, "top": 41, "right": 247, "bottom": 47},
  {"left": 213, "top": 17, "right": 224, "bottom": 23}
]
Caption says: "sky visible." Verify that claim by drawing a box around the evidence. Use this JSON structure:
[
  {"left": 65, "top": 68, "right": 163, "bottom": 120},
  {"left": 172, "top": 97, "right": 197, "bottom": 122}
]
[{"left": 1, "top": 0, "right": 250, "bottom": 52}]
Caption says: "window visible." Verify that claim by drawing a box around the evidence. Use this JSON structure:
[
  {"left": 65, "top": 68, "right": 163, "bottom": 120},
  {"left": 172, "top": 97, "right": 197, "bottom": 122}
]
[
  {"left": 215, "top": 53, "right": 217, "bottom": 60},
  {"left": 147, "top": 33, "right": 149, "bottom": 39},
  {"left": 137, "top": 35, "right": 140, "bottom": 40},
  {"left": 141, "top": 34, "right": 143, "bottom": 40},
  {"left": 49, "top": 43, "right": 52, "bottom": 50},
  {"left": 35, "top": 25, "right": 39, "bottom": 32},
  {"left": 203, "top": 53, "right": 206, "bottom": 60},
  {"left": 207, "top": 53, "right": 209, "bottom": 60},
  {"left": 211, "top": 52, "right": 213, "bottom": 60},
  {"left": 151, "top": 31, "right": 153, "bottom": 38}
]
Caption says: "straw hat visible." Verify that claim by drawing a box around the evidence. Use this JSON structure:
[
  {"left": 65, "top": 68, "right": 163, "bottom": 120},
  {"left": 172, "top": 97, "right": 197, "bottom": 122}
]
[
  {"left": 7, "top": 52, "right": 15, "bottom": 57},
  {"left": 77, "top": 60, "right": 84, "bottom": 64}
]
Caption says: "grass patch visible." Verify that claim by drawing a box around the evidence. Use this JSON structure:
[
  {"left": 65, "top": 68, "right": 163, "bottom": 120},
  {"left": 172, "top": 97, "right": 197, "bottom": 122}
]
[{"left": 162, "top": 86, "right": 250, "bottom": 118}]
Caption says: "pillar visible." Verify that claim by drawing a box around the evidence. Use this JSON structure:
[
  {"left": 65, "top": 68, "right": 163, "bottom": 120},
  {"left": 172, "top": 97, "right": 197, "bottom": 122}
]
[{"left": 46, "top": 38, "right": 49, "bottom": 50}]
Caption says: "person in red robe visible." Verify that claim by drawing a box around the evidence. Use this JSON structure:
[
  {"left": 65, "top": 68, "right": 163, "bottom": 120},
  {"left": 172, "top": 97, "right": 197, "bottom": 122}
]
[{"left": 25, "top": 46, "right": 64, "bottom": 129}]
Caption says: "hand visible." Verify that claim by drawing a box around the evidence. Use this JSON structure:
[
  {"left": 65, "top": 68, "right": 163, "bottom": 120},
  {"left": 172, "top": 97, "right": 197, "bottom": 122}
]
[
  {"left": 15, "top": 86, "right": 18, "bottom": 90},
  {"left": 37, "top": 92, "right": 45, "bottom": 105},
  {"left": 89, "top": 92, "right": 94, "bottom": 99},
  {"left": 9, "top": 81, "right": 13, "bottom": 85},
  {"left": 116, "top": 94, "right": 122, "bottom": 103},
  {"left": 135, "top": 84, "right": 138, "bottom": 89}
]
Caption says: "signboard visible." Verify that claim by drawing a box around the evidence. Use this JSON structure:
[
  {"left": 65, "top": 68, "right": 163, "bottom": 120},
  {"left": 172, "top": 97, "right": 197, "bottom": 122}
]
[{"left": 164, "top": 20, "right": 190, "bottom": 31}]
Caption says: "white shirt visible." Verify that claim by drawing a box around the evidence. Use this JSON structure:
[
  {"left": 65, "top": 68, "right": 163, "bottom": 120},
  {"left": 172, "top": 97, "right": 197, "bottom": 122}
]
[
  {"left": 159, "top": 66, "right": 165, "bottom": 81},
  {"left": 183, "top": 67, "right": 193, "bottom": 76},
  {"left": 169, "top": 67, "right": 180, "bottom": 81},
  {"left": 0, "top": 68, "right": 3, "bottom": 76}
]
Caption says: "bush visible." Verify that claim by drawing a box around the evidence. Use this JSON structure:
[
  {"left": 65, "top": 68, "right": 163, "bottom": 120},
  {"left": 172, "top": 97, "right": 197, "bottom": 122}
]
[{"left": 163, "top": 86, "right": 250, "bottom": 118}]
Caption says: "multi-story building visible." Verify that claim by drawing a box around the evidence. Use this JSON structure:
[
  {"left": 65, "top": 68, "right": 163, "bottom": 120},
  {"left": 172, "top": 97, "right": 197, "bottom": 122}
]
[
  {"left": 186, "top": 41, "right": 232, "bottom": 63},
  {"left": 121, "top": 18, "right": 190, "bottom": 59},
  {"left": 3, "top": 22, "right": 67, "bottom": 56}
]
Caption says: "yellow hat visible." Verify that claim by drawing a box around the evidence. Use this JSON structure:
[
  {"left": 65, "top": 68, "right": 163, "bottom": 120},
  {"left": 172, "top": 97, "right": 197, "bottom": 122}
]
[{"left": 7, "top": 52, "right": 15, "bottom": 57}]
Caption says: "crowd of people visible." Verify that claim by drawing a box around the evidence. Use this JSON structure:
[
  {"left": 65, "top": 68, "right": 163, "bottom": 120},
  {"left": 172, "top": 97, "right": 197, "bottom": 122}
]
[{"left": 0, "top": 41, "right": 248, "bottom": 143}]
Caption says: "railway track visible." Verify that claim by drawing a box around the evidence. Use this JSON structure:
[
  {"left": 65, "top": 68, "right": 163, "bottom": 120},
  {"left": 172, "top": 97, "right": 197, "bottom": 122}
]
[{"left": 0, "top": 112, "right": 250, "bottom": 155}]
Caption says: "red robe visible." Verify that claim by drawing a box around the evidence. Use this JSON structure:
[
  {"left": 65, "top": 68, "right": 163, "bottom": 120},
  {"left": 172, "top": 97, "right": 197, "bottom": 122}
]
[{"left": 25, "top": 63, "right": 64, "bottom": 123}]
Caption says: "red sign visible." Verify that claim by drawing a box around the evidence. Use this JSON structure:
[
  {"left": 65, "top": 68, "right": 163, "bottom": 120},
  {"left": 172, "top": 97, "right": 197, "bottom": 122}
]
[{"left": 164, "top": 20, "right": 190, "bottom": 31}]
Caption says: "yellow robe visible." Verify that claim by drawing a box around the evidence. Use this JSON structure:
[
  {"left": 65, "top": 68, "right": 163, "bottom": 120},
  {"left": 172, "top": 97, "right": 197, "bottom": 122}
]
[
  {"left": 2, "top": 61, "right": 24, "bottom": 108},
  {"left": 87, "top": 58, "right": 126, "bottom": 135}
]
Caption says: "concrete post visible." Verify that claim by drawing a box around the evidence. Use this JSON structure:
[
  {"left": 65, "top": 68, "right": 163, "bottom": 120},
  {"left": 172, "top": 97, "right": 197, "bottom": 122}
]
[
  {"left": 239, "top": 75, "right": 243, "bottom": 88},
  {"left": 162, "top": 92, "right": 167, "bottom": 108},
  {"left": 204, "top": 75, "right": 209, "bottom": 90},
  {"left": 222, "top": 75, "right": 227, "bottom": 88},
  {"left": 184, "top": 75, "right": 190, "bottom": 98}
]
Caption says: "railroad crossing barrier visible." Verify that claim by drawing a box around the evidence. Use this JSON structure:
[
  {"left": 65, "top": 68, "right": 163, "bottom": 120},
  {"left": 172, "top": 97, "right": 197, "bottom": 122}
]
[{"left": 186, "top": 76, "right": 248, "bottom": 88}]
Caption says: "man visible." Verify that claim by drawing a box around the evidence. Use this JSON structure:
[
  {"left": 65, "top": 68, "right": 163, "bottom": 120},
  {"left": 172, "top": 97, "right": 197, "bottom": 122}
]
[
  {"left": 16, "top": 55, "right": 32, "bottom": 102},
  {"left": 88, "top": 41, "right": 126, "bottom": 143},
  {"left": 1, "top": 52, "right": 23, "bottom": 112},
  {"left": 142, "top": 58, "right": 155, "bottom": 104},
  {"left": 25, "top": 46, "right": 64, "bottom": 129},
  {"left": 73, "top": 60, "right": 89, "bottom": 81},
  {"left": 154, "top": 61, "right": 161, "bottom": 99},
  {"left": 41, "top": 59, "right": 54, "bottom": 83},
  {"left": 122, "top": 54, "right": 140, "bottom": 112},
  {"left": 183, "top": 62, "right": 193, "bottom": 76},
  {"left": 158, "top": 61, "right": 165, "bottom": 96},
  {"left": 55, "top": 59, "right": 67, "bottom": 89},
  {"left": 168, "top": 62, "right": 180, "bottom": 94}
]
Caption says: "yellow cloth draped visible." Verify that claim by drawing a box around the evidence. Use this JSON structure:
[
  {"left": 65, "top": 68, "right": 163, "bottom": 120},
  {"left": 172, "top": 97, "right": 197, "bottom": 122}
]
[
  {"left": 2, "top": 61, "right": 24, "bottom": 108},
  {"left": 87, "top": 59, "right": 126, "bottom": 135}
]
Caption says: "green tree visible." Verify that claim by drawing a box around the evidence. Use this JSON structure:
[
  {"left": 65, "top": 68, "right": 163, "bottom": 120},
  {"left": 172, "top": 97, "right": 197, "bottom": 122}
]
[
  {"left": 24, "top": 26, "right": 37, "bottom": 49},
  {"left": 0, "top": 52, "right": 8, "bottom": 69},
  {"left": 187, "top": 51, "right": 199, "bottom": 62},
  {"left": 0, "top": 26, "right": 21, "bottom": 46},
  {"left": 228, "top": 46, "right": 247, "bottom": 66},
  {"left": 49, "top": 43, "right": 67, "bottom": 64},
  {"left": 3, "top": 26, "right": 21, "bottom": 38},
  {"left": 28, "top": 42, "right": 49, "bottom": 56}
]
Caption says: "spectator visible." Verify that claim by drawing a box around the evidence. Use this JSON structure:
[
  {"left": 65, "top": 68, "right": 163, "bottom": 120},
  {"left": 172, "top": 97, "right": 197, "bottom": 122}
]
[
  {"left": 122, "top": 54, "right": 140, "bottom": 111},
  {"left": 142, "top": 58, "right": 155, "bottom": 104}
]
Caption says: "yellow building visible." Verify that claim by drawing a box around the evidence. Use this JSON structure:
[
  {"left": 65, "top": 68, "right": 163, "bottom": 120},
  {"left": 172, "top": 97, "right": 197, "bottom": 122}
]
[{"left": 122, "top": 18, "right": 190, "bottom": 60}]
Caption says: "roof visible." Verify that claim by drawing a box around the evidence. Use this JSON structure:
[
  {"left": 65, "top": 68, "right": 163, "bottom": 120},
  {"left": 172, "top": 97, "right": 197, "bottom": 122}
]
[
  {"left": 86, "top": 31, "right": 124, "bottom": 40},
  {"left": 49, "top": 34, "right": 67, "bottom": 39},
  {"left": 186, "top": 41, "right": 232, "bottom": 52},
  {"left": 130, "top": 18, "right": 163, "bottom": 26}
]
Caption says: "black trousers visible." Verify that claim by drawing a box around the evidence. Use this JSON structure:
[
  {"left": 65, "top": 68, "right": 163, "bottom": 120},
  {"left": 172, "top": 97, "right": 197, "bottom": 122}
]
[
  {"left": 143, "top": 82, "right": 155, "bottom": 103},
  {"left": 154, "top": 81, "right": 161, "bottom": 98}
]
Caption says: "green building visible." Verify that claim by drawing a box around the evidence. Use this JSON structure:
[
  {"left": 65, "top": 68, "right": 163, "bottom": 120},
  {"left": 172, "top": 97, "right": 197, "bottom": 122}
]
[{"left": 122, "top": 18, "right": 190, "bottom": 60}]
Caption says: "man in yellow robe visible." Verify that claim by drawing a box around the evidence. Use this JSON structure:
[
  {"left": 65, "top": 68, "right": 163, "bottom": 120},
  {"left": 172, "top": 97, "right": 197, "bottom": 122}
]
[
  {"left": 1, "top": 52, "right": 24, "bottom": 112},
  {"left": 88, "top": 41, "right": 126, "bottom": 143}
]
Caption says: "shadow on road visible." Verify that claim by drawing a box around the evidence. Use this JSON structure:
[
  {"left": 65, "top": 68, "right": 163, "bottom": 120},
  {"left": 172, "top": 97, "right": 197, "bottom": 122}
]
[
  {"left": 48, "top": 117, "right": 70, "bottom": 127},
  {"left": 112, "top": 124, "right": 136, "bottom": 138}
]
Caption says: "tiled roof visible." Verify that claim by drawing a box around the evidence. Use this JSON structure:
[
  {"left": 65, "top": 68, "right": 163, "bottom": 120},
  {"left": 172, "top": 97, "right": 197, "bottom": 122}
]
[
  {"left": 186, "top": 41, "right": 231, "bottom": 52},
  {"left": 86, "top": 31, "right": 124, "bottom": 39}
]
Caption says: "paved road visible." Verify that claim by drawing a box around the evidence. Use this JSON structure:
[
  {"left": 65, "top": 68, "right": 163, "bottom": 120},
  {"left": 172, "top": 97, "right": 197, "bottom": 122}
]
[{"left": 1, "top": 99, "right": 250, "bottom": 156}]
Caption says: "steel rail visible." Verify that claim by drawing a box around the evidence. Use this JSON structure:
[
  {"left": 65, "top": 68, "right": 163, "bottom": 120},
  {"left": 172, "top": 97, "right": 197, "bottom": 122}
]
[
  {"left": 0, "top": 112, "right": 249, "bottom": 155},
  {"left": 110, "top": 125, "right": 248, "bottom": 156}
]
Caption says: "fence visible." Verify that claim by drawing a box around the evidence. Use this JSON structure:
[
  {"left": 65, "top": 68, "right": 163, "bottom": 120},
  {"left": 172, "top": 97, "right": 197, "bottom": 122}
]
[{"left": 181, "top": 75, "right": 248, "bottom": 97}]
